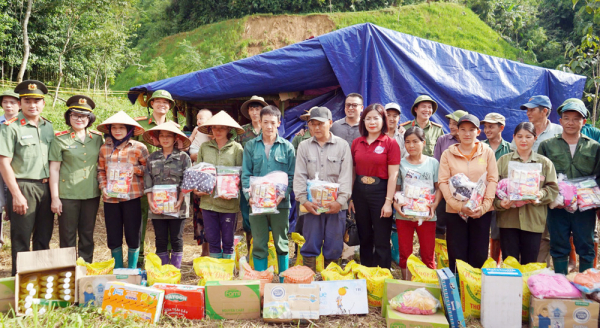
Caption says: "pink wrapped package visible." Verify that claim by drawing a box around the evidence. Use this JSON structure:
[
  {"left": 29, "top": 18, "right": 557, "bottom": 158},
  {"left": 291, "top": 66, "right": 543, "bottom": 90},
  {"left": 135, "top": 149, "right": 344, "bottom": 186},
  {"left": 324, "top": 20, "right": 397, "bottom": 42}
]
[
  {"left": 527, "top": 273, "right": 581, "bottom": 299},
  {"left": 496, "top": 179, "right": 528, "bottom": 208}
]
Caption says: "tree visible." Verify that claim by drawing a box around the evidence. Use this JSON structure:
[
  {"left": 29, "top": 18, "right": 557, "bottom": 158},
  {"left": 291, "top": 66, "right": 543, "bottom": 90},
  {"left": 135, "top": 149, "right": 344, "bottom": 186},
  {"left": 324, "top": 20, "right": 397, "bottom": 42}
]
[{"left": 16, "top": 0, "right": 32, "bottom": 83}]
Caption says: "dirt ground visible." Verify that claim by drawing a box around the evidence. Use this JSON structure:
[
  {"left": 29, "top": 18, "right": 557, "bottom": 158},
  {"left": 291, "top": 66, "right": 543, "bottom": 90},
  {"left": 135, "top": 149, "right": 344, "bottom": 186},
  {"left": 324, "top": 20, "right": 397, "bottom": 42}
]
[{"left": 243, "top": 15, "right": 336, "bottom": 56}]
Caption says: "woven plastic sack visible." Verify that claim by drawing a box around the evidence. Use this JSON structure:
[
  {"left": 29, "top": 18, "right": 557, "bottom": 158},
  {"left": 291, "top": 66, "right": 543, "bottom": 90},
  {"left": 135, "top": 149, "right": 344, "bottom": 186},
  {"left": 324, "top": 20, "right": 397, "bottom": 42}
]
[
  {"left": 407, "top": 254, "right": 438, "bottom": 284},
  {"left": 192, "top": 257, "right": 235, "bottom": 286},
  {"left": 434, "top": 239, "right": 448, "bottom": 269},
  {"left": 76, "top": 257, "right": 115, "bottom": 276},
  {"left": 291, "top": 232, "right": 325, "bottom": 272},
  {"left": 354, "top": 264, "right": 393, "bottom": 307},
  {"left": 145, "top": 253, "right": 181, "bottom": 286},
  {"left": 280, "top": 265, "right": 315, "bottom": 284},
  {"left": 249, "top": 232, "right": 279, "bottom": 274},
  {"left": 321, "top": 260, "right": 356, "bottom": 281}
]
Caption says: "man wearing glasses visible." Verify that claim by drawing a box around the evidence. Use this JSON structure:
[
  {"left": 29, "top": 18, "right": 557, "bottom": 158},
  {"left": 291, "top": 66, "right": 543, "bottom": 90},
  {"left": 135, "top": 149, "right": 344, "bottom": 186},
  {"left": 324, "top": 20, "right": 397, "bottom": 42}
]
[{"left": 331, "top": 93, "right": 364, "bottom": 147}]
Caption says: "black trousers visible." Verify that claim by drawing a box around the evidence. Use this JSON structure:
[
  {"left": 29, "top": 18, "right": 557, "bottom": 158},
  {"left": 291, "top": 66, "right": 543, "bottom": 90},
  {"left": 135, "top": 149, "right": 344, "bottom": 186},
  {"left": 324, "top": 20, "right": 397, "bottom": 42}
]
[
  {"left": 446, "top": 211, "right": 492, "bottom": 272},
  {"left": 353, "top": 179, "right": 393, "bottom": 269},
  {"left": 104, "top": 198, "right": 142, "bottom": 250},
  {"left": 435, "top": 198, "right": 449, "bottom": 237},
  {"left": 500, "top": 228, "right": 542, "bottom": 265},
  {"left": 152, "top": 218, "right": 185, "bottom": 253}
]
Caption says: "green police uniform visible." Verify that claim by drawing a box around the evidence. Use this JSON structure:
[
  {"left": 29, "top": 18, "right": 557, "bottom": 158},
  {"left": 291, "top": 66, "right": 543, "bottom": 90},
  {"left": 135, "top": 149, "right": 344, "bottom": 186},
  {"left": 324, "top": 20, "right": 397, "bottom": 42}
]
[
  {"left": 292, "top": 130, "right": 311, "bottom": 151},
  {"left": 399, "top": 119, "right": 444, "bottom": 157},
  {"left": 49, "top": 95, "right": 103, "bottom": 263},
  {"left": 0, "top": 80, "right": 54, "bottom": 275}
]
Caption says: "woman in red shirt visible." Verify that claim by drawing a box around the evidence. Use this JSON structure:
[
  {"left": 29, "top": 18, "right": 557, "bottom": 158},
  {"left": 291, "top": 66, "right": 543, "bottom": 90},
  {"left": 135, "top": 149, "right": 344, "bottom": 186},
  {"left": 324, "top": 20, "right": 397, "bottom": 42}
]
[{"left": 350, "top": 103, "right": 401, "bottom": 268}]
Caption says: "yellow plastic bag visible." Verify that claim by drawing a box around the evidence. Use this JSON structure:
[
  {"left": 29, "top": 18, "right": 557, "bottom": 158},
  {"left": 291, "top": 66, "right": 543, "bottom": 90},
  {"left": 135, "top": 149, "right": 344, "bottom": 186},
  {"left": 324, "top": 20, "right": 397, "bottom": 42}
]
[
  {"left": 501, "top": 256, "right": 546, "bottom": 321},
  {"left": 193, "top": 257, "right": 235, "bottom": 286},
  {"left": 234, "top": 240, "right": 244, "bottom": 270},
  {"left": 353, "top": 264, "right": 393, "bottom": 307},
  {"left": 291, "top": 232, "right": 325, "bottom": 272},
  {"left": 321, "top": 260, "right": 356, "bottom": 281},
  {"left": 249, "top": 232, "right": 279, "bottom": 274},
  {"left": 407, "top": 254, "right": 438, "bottom": 284},
  {"left": 456, "top": 258, "right": 497, "bottom": 319},
  {"left": 76, "top": 257, "right": 114, "bottom": 275},
  {"left": 145, "top": 253, "right": 181, "bottom": 286},
  {"left": 434, "top": 238, "right": 449, "bottom": 269}
]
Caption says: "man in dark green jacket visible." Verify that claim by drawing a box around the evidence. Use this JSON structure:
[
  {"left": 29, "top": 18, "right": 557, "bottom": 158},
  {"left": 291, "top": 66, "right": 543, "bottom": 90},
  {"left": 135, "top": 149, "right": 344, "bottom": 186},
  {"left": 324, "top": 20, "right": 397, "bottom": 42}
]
[{"left": 538, "top": 100, "right": 600, "bottom": 274}]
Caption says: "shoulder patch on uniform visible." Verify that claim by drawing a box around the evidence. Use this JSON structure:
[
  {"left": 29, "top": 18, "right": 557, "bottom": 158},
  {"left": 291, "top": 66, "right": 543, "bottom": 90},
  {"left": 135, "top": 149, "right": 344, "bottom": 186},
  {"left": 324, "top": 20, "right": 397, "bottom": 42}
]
[
  {"left": 55, "top": 130, "right": 69, "bottom": 137},
  {"left": 41, "top": 116, "right": 52, "bottom": 123},
  {"left": 90, "top": 130, "right": 103, "bottom": 136},
  {"left": 3, "top": 117, "right": 17, "bottom": 125},
  {"left": 400, "top": 121, "right": 411, "bottom": 126},
  {"left": 134, "top": 116, "right": 147, "bottom": 121},
  {"left": 431, "top": 122, "right": 443, "bottom": 128}
]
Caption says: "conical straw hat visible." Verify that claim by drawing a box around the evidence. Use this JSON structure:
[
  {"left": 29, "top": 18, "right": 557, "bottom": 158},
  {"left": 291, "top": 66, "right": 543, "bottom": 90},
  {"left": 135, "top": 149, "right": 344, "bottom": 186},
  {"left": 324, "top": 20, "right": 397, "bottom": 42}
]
[
  {"left": 143, "top": 121, "right": 191, "bottom": 149},
  {"left": 199, "top": 110, "right": 244, "bottom": 135},
  {"left": 96, "top": 111, "right": 145, "bottom": 136}
]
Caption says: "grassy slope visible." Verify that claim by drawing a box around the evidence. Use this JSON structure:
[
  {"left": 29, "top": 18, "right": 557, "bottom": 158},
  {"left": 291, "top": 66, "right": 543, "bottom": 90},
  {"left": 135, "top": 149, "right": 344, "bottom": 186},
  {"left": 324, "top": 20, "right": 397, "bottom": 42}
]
[{"left": 112, "top": 3, "right": 528, "bottom": 91}]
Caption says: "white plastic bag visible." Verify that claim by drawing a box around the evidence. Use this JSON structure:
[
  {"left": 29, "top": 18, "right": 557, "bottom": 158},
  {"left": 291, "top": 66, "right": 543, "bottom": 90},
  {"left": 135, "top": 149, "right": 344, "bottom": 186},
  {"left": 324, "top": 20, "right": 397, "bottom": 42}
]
[
  {"left": 152, "top": 185, "right": 179, "bottom": 217},
  {"left": 571, "top": 176, "right": 600, "bottom": 211},
  {"left": 106, "top": 162, "right": 134, "bottom": 200},
  {"left": 508, "top": 161, "right": 542, "bottom": 201},
  {"left": 248, "top": 171, "right": 289, "bottom": 216},
  {"left": 181, "top": 162, "right": 216, "bottom": 193},
  {"left": 401, "top": 178, "right": 435, "bottom": 225},
  {"left": 303, "top": 173, "right": 340, "bottom": 214},
  {"left": 215, "top": 166, "right": 241, "bottom": 199}
]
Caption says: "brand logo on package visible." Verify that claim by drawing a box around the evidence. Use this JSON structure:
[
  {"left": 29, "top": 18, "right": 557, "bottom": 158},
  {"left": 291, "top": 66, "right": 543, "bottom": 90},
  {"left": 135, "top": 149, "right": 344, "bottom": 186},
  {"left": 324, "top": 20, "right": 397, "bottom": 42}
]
[
  {"left": 390, "top": 323, "right": 406, "bottom": 328},
  {"left": 573, "top": 308, "right": 591, "bottom": 323},
  {"left": 165, "top": 293, "right": 187, "bottom": 302},
  {"left": 272, "top": 286, "right": 286, "bottom": 299},
  {"left": 225, "top": 289, "right": 241, "bottom": 298}
]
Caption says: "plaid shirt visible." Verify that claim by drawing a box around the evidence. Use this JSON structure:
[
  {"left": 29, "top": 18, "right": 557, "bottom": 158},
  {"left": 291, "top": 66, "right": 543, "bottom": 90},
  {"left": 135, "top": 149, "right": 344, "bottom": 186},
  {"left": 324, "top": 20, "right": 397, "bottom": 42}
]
[{"left": 98, "top": 137, "right": 149, "bottom": 203}]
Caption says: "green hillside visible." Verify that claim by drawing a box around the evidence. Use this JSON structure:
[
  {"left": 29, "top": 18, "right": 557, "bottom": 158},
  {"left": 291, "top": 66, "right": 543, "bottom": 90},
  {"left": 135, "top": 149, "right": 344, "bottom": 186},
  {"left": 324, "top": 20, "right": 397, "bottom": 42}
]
[{"left": 113, "top": 3, "right": 530, "bottom": 91}]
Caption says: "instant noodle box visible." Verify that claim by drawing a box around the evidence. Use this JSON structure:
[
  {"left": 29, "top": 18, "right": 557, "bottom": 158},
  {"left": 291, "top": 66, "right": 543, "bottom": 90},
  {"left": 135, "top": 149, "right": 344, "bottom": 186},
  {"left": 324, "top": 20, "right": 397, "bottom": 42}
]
[
  {"left": 153, "top": 283, "right": 205, "bottom": 320},
  {"left": 14, "top": 247, "right": 81, "bottom": 316},
  {"left": 436, "top": 268, "right": 465, "bottom": 328},
  {"left": 312, "top": 280, "right": 368, "bottom": 316},
  {"left": 205, "top": 280, "right": 260, "bottom": 320},
  {"left": 381, "top": 279, "right": 448, "bottom": 328},
  {"left": 529, "top": 296, "right": 599, "bottom": 328},
  {"left": 263, "top": 283, "right": 320, "bottom": 323},
  {"left": 76, "top": 274, "right": 142, "bottom": 306},
  {"left": 101, "top": 281, "right": 165, "bottom": 323}
]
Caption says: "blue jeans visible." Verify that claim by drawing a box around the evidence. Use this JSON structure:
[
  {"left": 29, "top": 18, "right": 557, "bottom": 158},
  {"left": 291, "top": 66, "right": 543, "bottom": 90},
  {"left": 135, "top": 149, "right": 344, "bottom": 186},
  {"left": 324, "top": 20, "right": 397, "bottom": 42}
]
[{"left": 300, "top": 211, "right": 346, "bottom": 260}]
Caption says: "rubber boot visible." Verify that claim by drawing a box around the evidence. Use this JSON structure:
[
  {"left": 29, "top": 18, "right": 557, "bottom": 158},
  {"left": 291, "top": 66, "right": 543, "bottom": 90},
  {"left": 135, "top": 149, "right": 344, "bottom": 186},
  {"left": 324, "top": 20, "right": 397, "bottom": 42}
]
[
  {"left": 167, "top": 250, "right": 171, "bottom": 265},
  {"left": 223, "top": 253, "right": 234, "bottom": 260},
  {"left": 170, "top": 252, "right": 183, "bottom": 269},
  {"left": 111, "top": 246, "right": 124, "bottom": 269},
  {"left": 553, "top": 257, "right": 569, "bottom": 275},
  {"left": 323, "top": 259, "right": 334, "bottom": 270},
  {"left": 580, "top": 260, "right": 594, "bottom": 272},
  {"left": 253, "top": 257, "right": 268, "bottom": 272},
  {"left": 594, "top": 242, "right": 598, "bottom": 269},
  {"left": 156, "top": 252, "right": 169, "bottom": 266},
  {"left": 490, "top": 238, "right": 502, "bottom": 263},
  {"left": 303, "top": 256, "right": 317, "bottom": 273},
  {"left": 278, "top": 255, "right": 289, "bottom": 283},
  {"left": 569, "top": 236, "right": 577, "bottom": 273},
  {"left": 401, "top": 268, "right": 412, "bottom": 281},
  {"left": 391, "top": 231, "right": 400, "bottom": 265},
  {"left": 127, "top": 248, "right": 140, "bottom": 269},
  {"left": 210, "top": 252, "right": 223, "bottom": 259}
]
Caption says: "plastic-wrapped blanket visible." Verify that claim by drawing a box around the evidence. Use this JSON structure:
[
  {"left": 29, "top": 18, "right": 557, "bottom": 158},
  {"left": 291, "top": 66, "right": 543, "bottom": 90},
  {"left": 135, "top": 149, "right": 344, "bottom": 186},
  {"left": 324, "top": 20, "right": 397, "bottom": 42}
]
[{"left": 528, "top": 273, "right": 581, "bottom": 299}]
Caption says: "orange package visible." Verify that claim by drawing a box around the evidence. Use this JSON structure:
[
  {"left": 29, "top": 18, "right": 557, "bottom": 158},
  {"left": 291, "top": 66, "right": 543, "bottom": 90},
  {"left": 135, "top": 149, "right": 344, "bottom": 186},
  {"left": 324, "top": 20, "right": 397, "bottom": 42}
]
[
  {"left": 153, "top": 284, "right": 205, "bottom": 320},
  {"left": 280, "top": 266, "right": 315, "bottom": 284},
  {"left": 242, "top": 262, "right": 274, "bottom": 297}
]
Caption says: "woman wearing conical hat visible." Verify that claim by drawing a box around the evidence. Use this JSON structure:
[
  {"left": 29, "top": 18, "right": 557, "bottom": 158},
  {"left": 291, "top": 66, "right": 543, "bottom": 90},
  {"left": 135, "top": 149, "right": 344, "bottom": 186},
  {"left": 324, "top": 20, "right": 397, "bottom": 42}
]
[
  {"left": 142, "top": 121, "right": 192, "bottom": 268},
  {"left": 194, "top": 111, "right": 244, "bottom": 259},
  {"left": 96, "top": 111, "right": 149, "bottom": 268},
  {"left": 49, "top": 95, "right": 103, "bottom": 264}
]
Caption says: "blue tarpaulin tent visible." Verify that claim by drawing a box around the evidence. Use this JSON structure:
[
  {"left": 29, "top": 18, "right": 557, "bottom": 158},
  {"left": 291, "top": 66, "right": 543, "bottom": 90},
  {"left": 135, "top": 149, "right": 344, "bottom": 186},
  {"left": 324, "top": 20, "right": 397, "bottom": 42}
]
[{"left": 129, "top": 22, "right": 586, "bottom": 141}]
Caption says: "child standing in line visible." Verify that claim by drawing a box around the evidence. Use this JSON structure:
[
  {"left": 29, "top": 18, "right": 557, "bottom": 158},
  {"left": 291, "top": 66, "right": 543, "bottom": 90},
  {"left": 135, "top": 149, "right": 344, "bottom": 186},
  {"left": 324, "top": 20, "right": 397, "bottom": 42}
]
[{"left": 143, "top": 121, "right": 192, "bottom": 268}]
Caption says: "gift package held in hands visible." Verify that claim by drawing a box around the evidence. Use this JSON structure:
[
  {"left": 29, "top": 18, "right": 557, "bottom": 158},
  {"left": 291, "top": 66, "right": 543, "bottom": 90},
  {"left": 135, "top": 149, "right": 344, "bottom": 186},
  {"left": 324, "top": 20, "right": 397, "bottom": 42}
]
[
  {"left": 106, "top": 162, "right": 133, "bottom": 199},
  {"left": 401, "top": 178, "right": 435, "bottom": 224},
  {"left": 549, "top": 173, "right": 578, "bottom": 212},
  {"left": 465, "top": 173, "right": 486, "bottom": 213},
  {"left": 508, "top": 162, "right": 542, "bottom": 201},
  {"left": 181, "top": 162, "right": 216, "bottom": 194},
  {"left": 496, "top": 179, "right": 528, "bottom": 208},
  {"left": 152, "top": 185, "right": 178, "bottom": 217},
  {"left": 572, "top": 176, "right": 600, "bottom": 211},
  {"left": 302, "top": 173, "right": 340, "bottom": 214},
  {"left": 448, "top": 173, "right": 476, "bottom": 201},
  {"left": 215, "top": 166, "right": 241, "bottom": 199},
  {"left": 249, "top": 171, "right": 288, "bottom": 215}
]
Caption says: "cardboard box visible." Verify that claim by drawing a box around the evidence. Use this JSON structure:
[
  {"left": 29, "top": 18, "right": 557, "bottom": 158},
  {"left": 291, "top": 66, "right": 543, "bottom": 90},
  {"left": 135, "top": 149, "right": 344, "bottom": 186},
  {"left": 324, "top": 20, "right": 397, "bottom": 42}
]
[
  {"left": 76, "top": 274, "right": 142, "bottom": 306},
  {"left": 0, "top": 277, "right": 15, "bottom": 312},
  {"left": 529, "top": 296, "right": 599, "bottom": 328},
  {"left": 481, "top": 268, "right": 522, "bottom": 328},
  {"left": 386, "top": 305, "right": 450, "bottom": 328},
  {"left": 312, "top": 280, "right": 368, "bottom": 316},
  {"left": 263, "top": 283, "right": 320, "bottom": 323},
  {"left": 381, "top": 278, "right": 442, "bottom": 318},
  {"left": 15, "top": 247, "right": 80, "bottom": 316},
  {"left": 436, "top": 268, "right": 465, "bottom": 328},
  {"left": 101, "top": 281, "right": 165, "bottom": 324},
  {"left": 153, "top": 284, "right": 205, "bottom": 320},
  {"left": 205, "top": 280, "right": 260, "bottom": 320}
]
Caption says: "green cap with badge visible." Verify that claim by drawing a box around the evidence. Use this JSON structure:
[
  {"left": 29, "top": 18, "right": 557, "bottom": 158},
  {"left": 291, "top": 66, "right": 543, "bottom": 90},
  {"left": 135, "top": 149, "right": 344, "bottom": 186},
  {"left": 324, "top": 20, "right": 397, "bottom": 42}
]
[
  {"left": 66, "top": 95, "right": 95, "bottom": 113},
  {"left": 0, "top": 90, "right": 19, "bottom": 106},
  {"left": 557, "top": 98, "right": 588, "bottom": 118},
  {"left": 148, "top": 90, "right": 175, "bottom": 109},
  {"left": 14, "top": 80, "right": 48, "bottom": 99},
  {"left": 411, "top": 95, "right": 438, "bottom": 116},
  {"left": 445, "top": 110, "right": 468, "bottom": 122}
]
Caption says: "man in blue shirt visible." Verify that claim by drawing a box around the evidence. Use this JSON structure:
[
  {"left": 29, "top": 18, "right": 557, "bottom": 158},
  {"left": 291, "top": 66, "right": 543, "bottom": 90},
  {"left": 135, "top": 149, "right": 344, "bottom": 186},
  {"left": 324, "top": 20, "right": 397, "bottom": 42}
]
[{"left": 241, "top": 105, "right": 295, "bottom": 278}]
